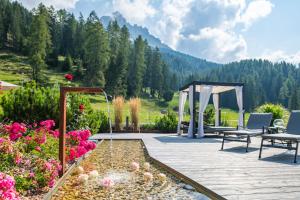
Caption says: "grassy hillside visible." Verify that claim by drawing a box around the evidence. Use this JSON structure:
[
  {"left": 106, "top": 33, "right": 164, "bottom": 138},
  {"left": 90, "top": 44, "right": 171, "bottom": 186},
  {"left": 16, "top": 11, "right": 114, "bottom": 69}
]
[
  {"left": 0, "top": 52, "right": 244, "bottom": 125},
  {"left": 0, "top": 52, "right": 67, "bottom": 86}
]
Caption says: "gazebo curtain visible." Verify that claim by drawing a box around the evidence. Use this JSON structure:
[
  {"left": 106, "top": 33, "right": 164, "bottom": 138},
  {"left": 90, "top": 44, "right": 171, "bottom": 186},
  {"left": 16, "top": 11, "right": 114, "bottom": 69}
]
[
  {"left": 235, "top": 86, "right": 244, "bottom": 128},
  {"left": 177, "top": 91, "right": 187, "bottom": 134},
  {"left": 213, "top": 94, "right": 219, "bottom": 126},
  {"left": 197, "top": 86, "right": 213, "bottom": 138},
  {"left": 187, "top": 86, "right": 194, "bottom": 138}
]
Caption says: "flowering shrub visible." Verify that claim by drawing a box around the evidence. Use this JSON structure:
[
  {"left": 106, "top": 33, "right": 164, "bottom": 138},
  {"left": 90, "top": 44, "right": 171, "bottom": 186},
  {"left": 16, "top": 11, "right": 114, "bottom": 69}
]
[
  {"left": 0, "top": 172, "right": 20, "bottom": 200},
  {"left": 65, "top": 130, "right": 96, "bottom": 162},
  {"left": 0, "top": 119, "right": 96, "bottom": 198}
]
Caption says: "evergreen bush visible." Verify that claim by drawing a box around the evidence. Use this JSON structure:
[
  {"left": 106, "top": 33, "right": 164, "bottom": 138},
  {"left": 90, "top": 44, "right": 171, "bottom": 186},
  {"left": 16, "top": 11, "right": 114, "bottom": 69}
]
[
  {"left": 256, "top": 103, "right": 286, "bottom": 124},
  {"left": 155, "top": 111, "right": 177, "bottom": 132}
]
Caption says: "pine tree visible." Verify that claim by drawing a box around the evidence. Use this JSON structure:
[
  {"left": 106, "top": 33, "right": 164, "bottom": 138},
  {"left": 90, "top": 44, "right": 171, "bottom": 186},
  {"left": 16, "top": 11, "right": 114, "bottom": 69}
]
[
  {"left": 150, "top": 47, "right": 163, "bottom": 97},
  {"left": 84, "top": 11, "right": 109, "bottom": 87},
  {"left": 28, "top": 3, "right": 52, "bottom": 82},
  {"left": 74, "top": 13, "right": 85, "bottom": 59},
  {"left": 143, "top": 42, "right": 152, "bottom": 92},
  {"left": 62, "top": 13, "right": 77, "bottom": 56},
  {"left": 289, "top": 88, "right": 300, "bottom": 110},
  {"left": 63, "top": 54, "right": 72, "bottom": 71},
  {"left": 128, "top": 35, "right": 146, "bottom": 97}
]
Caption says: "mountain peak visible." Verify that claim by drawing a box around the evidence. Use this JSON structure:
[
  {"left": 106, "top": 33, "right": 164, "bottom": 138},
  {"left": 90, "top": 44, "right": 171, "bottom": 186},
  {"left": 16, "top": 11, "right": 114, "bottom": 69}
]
[{"left": 100, "top": 12, "right": 170, "bottom": 49}]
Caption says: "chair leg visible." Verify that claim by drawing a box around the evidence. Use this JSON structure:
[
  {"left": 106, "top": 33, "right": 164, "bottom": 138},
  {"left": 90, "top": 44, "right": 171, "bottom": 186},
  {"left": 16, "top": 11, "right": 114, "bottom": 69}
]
[
  {"left": 221, "top": 133, "right": 226, "bottom": 150},
  {"left": 246, "top": 135, "right": 250, "bottom": 152},
  {"left": 294, "top": 141, "right": 299, "bottom": 163},
  {"left": 259, "top": 138, "right": 264, "bottom": 159}
]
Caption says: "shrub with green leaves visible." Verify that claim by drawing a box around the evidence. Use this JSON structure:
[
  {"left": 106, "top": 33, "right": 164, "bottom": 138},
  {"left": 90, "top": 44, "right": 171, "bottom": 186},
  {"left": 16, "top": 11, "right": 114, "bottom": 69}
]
[
  {"left": 0, "top": 81, "right": 60, "bottom": 123},
  {"left": 256, "top": 103, "right": 286, "bottom": 123},
  {"left": 154, "top": 111, "right": 177, "bottom": 132},
  {"left": 0, "top": 82, "right": 109, "bottom": 134},
  {"left": 204, "top": 104, "right": 215, "bottom": 125}
]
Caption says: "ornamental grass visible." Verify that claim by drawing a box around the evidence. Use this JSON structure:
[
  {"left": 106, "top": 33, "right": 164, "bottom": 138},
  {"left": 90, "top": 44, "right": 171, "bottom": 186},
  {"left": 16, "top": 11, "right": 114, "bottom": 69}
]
[
  {"left": 129, "top": 98, "right": 141, "bottom": 132},
  {"left": 113, "top": 96, "right": 125, "bottom": 131}
]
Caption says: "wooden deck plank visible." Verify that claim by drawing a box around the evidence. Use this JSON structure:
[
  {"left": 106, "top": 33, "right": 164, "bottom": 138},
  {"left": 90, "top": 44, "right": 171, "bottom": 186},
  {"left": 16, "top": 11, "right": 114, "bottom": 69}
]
[{"left": 90, "top": 133, "right": 300, "bottom": 200}]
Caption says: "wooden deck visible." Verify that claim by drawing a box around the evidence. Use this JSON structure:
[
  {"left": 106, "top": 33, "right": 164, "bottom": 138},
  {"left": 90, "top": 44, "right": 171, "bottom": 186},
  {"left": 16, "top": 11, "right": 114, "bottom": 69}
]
[{"left": 90, "top": 133, "right": 300, "bottom": 200}]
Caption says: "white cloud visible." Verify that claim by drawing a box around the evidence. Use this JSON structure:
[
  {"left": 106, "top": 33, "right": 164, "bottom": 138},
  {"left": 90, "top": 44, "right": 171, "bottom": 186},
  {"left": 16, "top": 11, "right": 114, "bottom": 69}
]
[
  {"left": 260, "top": 50, "right": 300, "bottom": 64},
  {"left": 17, "top": 0, "right": 79, "bottom": 9},
  {"left": 112, "top": 0, "right": 156, "bottom": 24},
  {"left": 238, "top": 0, "right": 274, "bottom": 30},
  {"left": 180, "top": 27, "right": 247, "bottom": 62}
]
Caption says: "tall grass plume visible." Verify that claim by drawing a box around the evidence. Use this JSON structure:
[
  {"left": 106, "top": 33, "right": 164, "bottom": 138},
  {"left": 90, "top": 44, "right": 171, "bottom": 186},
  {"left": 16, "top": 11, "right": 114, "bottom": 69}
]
[
  {"left": 129, "top": 98, "right": 141, "bottom": 132},
  {"left": 113, "top": 96, "right": 125, "bottom": 131}
]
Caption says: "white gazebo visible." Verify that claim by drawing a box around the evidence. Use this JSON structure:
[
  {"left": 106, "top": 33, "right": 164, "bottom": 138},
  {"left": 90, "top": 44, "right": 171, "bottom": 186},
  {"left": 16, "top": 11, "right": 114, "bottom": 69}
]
[
  {"left": 177, "top": 81, "right": 244, "bottom": 138},
  {"left": 0, "top": 81, "right": 19, "bottom": 91}
]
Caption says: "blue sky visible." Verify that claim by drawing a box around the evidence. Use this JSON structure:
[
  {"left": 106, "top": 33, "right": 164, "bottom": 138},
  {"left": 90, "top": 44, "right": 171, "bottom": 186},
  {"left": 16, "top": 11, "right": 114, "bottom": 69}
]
[{"left": 18, "top": 0, "right": 300, "bottom": 64}]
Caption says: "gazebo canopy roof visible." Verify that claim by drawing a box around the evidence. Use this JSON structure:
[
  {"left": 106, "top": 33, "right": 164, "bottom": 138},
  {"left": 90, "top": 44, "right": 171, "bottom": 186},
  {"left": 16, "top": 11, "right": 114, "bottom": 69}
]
[
  {"left": 0, "top": 80, "right": 18, "bottom": 90},
  {"left": 179, "top": 81, "right": 244, "bottom": 94}
]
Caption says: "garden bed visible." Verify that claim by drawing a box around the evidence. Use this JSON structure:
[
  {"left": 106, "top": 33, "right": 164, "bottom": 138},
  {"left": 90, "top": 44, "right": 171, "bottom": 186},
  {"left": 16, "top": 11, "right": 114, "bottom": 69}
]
[{"left": 50, "top": 140, "right": 209, "bottom": 199}]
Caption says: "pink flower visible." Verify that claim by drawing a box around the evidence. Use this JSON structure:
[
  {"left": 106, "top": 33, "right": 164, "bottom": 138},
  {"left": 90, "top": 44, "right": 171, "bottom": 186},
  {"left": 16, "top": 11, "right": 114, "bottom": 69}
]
[
  {"left": 24, "top": 136, "right": 32, "bottom": 141},
  {"left": 86, "top": 141, "right": 96, "bottom": 150},
  {"left": 78, "top": 130, "right": 91, "bottom": 141},
  {"left": 14, "top": 154, "right": 22, "bottom": 165},
  {"left": 76, "top": 146, "right": 87, "bottom": 158},
  {"left": 48, "top": 179, "right": 55, "bottom": 188},
  {"left": 29, "top": 172, "right": 35, "bottom": 178},
  {"left": 49, "top": 130, "right": 59, "bottom": 138},
  {"left": 100, "top": 177, "right": 114, "bottom": 189},
  {"left": 44, "top": 162, "right": 52, "bottom": 170},
  {"left": 6, "top": 123, "right": 26, "bottom": 141},
  {"left": 64, "top": 74, "right": 73, "bottom": 81},
  {"left": 34, "top": 133, "right": 46, "bottom": 144},
  {"left": 35, "top": 146, "right": 41, "bottom": 152},
  {"left": 40, "top": 120, "right": 55, "bottom": 130},
  {"left": 0, "top": 138, "right": 5, "bottom": 143},
  {"left": 9, "top": 133, "right": 22, "bottom": 141}
]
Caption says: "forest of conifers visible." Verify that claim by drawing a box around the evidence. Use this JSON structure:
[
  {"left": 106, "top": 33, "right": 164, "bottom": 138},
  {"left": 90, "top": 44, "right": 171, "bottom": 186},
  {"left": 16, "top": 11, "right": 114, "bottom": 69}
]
[
  {"left": 1, "top": 0, "right": 300, "bottom": 111},
  {"left": 0, "top": 0, "right": 177, "bottom": 100}
]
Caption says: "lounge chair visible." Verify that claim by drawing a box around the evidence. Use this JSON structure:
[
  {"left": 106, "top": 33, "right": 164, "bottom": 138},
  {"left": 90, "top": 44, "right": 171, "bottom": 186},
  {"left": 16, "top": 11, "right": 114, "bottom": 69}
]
[
  {"left": 259, "top": 110, "right": 300, "bottom": 163},
  {"left": 204, "top": 125, "right": 236, "bottom": 134},
  {"left": 221, "top": 113, "right": 273, "bottom": 152}
]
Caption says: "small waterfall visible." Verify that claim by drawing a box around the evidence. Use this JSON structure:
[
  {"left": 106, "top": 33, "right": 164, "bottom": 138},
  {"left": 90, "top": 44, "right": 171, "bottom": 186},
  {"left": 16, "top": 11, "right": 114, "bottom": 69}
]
[{"left": 103, "top": 91, "right": 113, "bottom": 168}]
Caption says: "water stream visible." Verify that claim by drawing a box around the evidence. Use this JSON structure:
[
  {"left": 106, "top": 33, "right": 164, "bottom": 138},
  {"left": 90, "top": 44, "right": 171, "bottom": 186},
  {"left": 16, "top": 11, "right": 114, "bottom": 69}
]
[{"left": 102, "top": 90, "right": 113, "bottom": 168}]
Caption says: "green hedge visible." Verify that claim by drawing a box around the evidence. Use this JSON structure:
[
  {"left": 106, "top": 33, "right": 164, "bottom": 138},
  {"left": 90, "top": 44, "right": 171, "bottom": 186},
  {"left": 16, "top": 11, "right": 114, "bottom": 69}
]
[{"left": 0, "top": 82, "right": 109, "bottom": 134}]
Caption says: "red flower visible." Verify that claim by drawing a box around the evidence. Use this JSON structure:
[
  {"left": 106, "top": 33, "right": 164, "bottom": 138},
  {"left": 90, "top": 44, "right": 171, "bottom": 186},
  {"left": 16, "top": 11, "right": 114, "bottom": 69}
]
[
  {"left": 64, "top": 74, "right": 73, "bottom": 81},
  {"left": 40, "top": 120, "right": 55, "bottom": 130},
  {"left": 79, "top": 104, "right": 85, "bottom": 112}
]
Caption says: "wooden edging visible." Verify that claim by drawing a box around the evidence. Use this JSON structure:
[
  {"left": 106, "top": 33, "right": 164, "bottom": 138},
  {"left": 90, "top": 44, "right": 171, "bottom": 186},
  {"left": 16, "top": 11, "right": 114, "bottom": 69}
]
[
  {"left": 43, "top": 140, "right": 104, "bottom": 200},
  {"left": 139, "top": 140, "right": 226, "bottom": 200}
]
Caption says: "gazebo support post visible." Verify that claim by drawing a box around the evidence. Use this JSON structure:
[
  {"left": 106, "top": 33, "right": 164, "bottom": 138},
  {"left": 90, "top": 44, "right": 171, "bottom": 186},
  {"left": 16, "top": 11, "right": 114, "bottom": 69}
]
[
  {"left": 242, "top": 86, "right": 245, "bottom": 127},
  {"left": 192, "top": 83, "right": 196, "bottom": 138},
  {"left": 58, "top": 86, "right": 103, "bottom": 177},
  {"left": 218, "top": 93, "right": 221, "bottom": 125}
]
